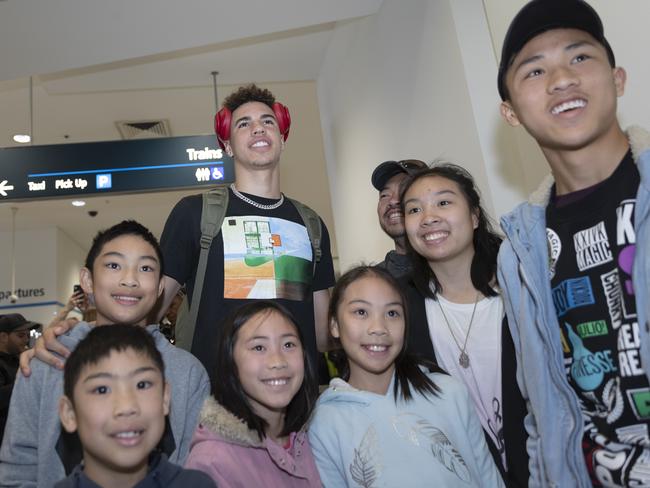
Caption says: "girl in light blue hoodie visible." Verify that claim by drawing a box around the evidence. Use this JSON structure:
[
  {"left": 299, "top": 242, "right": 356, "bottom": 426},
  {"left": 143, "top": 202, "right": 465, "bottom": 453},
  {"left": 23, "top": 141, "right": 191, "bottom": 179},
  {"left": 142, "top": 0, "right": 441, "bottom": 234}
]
[{"left": 308, "top": 266, "right": 504, "bottom": 487}]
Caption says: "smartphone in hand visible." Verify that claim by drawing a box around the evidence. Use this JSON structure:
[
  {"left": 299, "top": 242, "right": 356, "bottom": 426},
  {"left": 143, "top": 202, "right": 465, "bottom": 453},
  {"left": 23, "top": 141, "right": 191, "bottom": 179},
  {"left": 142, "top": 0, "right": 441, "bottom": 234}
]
[{"left": 72, "top": 284, "right": 85, "bottom": 309}]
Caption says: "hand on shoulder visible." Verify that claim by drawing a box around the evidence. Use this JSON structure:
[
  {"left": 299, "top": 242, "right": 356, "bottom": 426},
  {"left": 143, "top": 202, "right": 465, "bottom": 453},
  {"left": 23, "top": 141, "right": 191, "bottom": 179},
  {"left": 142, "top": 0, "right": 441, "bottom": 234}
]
[{"left": 19, "top": 317, "right": 79, "bottom": 376}]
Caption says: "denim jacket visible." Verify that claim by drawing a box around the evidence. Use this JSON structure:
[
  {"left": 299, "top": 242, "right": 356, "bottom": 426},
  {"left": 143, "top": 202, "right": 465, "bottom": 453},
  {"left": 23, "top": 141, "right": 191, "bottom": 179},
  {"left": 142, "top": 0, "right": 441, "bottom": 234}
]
[{"left": 497, "top": 126, "right": 650, "bottom": 488}]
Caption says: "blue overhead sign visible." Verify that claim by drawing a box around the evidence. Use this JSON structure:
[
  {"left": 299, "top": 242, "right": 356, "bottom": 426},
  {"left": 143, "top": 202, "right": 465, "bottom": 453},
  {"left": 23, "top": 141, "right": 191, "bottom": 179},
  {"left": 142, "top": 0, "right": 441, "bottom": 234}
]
[{"left": 0, "top": 135, "right": 234, "bottom": 201}]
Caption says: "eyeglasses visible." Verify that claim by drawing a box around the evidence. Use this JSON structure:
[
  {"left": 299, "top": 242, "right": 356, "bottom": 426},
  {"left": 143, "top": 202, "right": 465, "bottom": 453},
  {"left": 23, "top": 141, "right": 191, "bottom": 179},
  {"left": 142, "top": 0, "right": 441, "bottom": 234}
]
[{"left": 398, "top": 159, "right": 428, "bottom": 171}]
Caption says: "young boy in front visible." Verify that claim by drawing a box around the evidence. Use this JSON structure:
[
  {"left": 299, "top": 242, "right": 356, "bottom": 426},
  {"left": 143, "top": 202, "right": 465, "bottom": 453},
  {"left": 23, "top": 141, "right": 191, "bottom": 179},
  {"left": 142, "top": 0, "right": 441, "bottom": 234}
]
[
  {"left": 0, "top": 220, "right": 210, "bottom": 487},
  {"left": 497, "top": 1, "right": 650, "bottom": 486},
  {"left": 56, "top": 324, "right": 215, "bottom": 488}
]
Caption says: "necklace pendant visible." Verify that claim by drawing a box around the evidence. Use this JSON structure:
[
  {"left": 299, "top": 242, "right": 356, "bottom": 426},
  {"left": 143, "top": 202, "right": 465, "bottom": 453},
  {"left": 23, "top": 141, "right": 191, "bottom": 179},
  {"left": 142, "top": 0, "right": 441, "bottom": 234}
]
[{"left": 459, "top": 351, "right": 470, "bottom": 368}]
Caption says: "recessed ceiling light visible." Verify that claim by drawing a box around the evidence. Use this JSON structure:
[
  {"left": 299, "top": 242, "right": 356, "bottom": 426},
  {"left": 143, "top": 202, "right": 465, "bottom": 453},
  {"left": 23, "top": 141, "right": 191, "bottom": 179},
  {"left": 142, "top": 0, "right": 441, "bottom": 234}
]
[
  {"left": 13, "top": 134, "right": 31, "bottom": 143},
  {"left": 71, "top": 200, "right": 86, "bottom": 207}
]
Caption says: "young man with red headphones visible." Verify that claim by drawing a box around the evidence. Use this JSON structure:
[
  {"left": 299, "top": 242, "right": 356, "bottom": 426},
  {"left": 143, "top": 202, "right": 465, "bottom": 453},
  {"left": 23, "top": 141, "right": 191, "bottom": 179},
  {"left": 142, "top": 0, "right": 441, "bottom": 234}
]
[{"left": 159, "top": 84, "right": 335, "bottom": 376}]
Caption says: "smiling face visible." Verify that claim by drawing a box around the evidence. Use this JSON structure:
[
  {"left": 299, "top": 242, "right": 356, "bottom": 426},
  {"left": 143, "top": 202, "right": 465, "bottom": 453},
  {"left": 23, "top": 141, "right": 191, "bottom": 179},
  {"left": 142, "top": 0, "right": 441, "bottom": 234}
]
[
  {"left": 377, "top": 172, "right": 408, "bottom": 240},
  {"left": 59, "top": 348, "right": 170, "bottom": 485},
  {"left": 403, "top": 175, "right": 478, "bottom": 267},
  {"left": 81, "top": 234, "right": 163, "bottom": 326},
  {"left": 331, "top": 275, "right": 405, "bottom": 395},
  {"left": 225, "top": 101, "right": 284, "bottom": 172},
  {"left": 233, "top": 310, "right": 305, "bottom": 427},
  {"left": 501, "top": 28, "right": 626, "bottom": 154}
]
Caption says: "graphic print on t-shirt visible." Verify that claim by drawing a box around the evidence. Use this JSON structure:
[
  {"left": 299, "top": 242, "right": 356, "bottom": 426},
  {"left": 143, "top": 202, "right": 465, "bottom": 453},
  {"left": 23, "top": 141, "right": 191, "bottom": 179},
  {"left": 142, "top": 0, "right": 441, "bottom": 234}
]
[
  {"left": 573, "top": 221, "right": 613, "bottom": 271},
  {"left": 222, "top": 216, "right": 312, "bottom": 299},
  {"left": 547, "top": 153, "right": 650, "bottom": 486}
]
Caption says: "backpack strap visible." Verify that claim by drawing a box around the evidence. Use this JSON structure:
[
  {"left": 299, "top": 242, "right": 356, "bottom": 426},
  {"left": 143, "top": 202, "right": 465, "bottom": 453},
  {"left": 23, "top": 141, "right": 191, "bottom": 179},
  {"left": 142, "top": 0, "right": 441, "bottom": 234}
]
[
  {"left": 287, "top": 197, "right": 322, "bottom": 271},
  {"left": 175, "top": 187, "right": 228, "bottom": 351}
]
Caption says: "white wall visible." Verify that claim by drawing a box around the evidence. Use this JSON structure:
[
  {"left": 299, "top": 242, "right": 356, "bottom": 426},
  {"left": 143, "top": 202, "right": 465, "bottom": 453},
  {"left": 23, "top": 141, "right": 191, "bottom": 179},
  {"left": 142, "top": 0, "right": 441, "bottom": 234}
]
[
  {"left": 318, "top": 0, "right": 525, "bottom": 271},
  {"left": 0, "top": 228, "right": 59, "bottom": 326},
  {"left": 0, "top": 227, "right": 85, "bottom": 326}
]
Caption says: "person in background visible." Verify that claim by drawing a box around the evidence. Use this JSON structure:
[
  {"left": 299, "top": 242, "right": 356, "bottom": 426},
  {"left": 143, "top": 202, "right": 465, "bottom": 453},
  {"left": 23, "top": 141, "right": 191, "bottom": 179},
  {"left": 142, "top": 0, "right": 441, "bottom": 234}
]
[
  {"left": 0, "top": 313, "right": 40, "bottom": 443},
  {"left": 371, "top": 159, "right": 428, "bottom": 279}
]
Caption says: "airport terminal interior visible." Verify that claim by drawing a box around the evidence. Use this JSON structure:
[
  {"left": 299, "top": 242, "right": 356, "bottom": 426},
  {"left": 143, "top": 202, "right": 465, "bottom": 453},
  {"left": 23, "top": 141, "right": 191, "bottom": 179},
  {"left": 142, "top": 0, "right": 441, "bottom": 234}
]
[{"left": 0, "top": 0, "right": 648, "bottom": 323}]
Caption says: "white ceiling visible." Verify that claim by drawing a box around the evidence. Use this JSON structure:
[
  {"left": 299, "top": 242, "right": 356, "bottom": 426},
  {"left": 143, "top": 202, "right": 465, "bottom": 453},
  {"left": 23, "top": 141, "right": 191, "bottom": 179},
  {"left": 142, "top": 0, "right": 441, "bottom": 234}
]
[{"left": 0, "top": 0, "right": 383, "bottom": 250}]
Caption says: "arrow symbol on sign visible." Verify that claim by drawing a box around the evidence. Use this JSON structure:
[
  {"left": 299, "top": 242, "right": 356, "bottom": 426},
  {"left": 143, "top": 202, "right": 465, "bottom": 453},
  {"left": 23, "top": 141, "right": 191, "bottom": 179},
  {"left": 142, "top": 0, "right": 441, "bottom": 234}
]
[{"left": 0, "top": 180, "right": 14, "bottom": 197}]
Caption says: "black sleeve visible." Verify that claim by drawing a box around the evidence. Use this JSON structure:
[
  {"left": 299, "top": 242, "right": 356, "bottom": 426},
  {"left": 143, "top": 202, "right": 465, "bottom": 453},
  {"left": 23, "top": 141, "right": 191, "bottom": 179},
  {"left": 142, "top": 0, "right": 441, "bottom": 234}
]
[
  {"left": 405, "top": 282, "right": 436, "bottom": 362},
  {"left": 312, "top": 217, "right": 336, "bottom": 291},
  {"left": 0, "top": 383, "right": 13, "bottom": 410},
  {"left": 160, "top": 195, "right": 202, "bottom": 286},
  {"left": 501, "top": 315, "right": 530, "bottom": 487}
]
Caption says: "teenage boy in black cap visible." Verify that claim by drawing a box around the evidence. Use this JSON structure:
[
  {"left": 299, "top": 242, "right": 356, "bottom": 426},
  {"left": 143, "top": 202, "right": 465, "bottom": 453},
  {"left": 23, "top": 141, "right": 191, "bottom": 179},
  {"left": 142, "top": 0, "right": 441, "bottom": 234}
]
[
  {"left": 371, "top": 159, "right": 428, "bottom": 279},
  {"left": 497, "top": 1, "right": 650, "bottom": 486},
  {"left": 0, "top": 314, "right": 39, "bottom": 441}
]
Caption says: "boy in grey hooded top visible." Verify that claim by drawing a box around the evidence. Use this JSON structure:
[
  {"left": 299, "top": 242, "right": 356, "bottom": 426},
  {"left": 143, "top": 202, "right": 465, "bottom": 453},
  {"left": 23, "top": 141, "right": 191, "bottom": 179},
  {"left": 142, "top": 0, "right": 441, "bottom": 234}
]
[{"left": 0, "top": 220, "right": 210, "bottom": 487}]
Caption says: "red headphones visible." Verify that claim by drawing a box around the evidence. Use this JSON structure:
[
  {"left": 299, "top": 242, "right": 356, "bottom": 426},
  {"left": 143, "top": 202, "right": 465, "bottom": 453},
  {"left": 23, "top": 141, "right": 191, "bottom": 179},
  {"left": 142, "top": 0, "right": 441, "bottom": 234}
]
[{"left": 214, "top": 102, "right": 291, "bottom": 150}]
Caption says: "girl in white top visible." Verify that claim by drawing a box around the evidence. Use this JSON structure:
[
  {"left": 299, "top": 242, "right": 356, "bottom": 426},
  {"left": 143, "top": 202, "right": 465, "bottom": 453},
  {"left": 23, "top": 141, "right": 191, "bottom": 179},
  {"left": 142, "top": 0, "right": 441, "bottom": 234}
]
[{"left": 401, "top": 163, "right": 527, "bottom": 486}]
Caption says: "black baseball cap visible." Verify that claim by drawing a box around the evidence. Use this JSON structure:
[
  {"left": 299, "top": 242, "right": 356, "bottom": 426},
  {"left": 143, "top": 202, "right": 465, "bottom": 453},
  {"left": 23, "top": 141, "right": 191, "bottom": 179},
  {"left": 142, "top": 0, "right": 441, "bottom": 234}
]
[
  {"left": 0, "top": 314, "right": 40, "bottom": 334},
  {"left": 497, "top": 0, "right": 615, "bottom": 101},
  {"left": 371, "top": 160, "right": 428, "bottom": 191}
]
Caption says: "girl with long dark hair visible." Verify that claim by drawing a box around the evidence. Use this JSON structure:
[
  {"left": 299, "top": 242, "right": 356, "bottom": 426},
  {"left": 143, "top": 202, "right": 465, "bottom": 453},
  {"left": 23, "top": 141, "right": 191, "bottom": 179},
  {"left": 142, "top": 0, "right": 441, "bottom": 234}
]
[{"left": 401, "top": 163, "right": 528, "bottom": 487}]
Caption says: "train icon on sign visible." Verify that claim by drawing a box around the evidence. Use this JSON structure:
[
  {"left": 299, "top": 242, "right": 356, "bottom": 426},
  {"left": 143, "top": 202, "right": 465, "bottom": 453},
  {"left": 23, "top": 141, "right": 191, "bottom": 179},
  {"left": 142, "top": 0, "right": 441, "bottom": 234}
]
[{"left": 96, "top": 174, "right": 112, "bottom": 189}]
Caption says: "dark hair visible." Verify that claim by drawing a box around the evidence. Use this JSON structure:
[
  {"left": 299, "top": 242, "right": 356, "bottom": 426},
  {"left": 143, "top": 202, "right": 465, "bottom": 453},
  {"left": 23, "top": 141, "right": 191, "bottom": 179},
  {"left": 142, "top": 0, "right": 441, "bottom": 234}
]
[
  {"left": 85, "top": 220, "right": 164, "bottom": 277},
  {"left": 400, "top": 163, "right": 502, "bottom": 300},
  {"left": 63, "top": 324, "right": 164, "bottom": 402},
  {"left": 328, "top": 265, "right": 443, "bottom": 402},
  {"left": 223, "top": 84, "right": 276, "bottom": 113},
  {"left": 213, "top": 301, "right": 318, "bottom": 441}
]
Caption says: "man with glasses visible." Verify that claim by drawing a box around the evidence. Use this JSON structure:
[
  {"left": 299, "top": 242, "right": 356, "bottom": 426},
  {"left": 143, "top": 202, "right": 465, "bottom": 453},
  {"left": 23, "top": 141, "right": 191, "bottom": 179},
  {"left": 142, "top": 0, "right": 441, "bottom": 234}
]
[
  {"left": 0, "top": 314, "right": 39, "bottom": 442},
  {"left": 371, "top": 159, "right": 428, "bottom": 279}
]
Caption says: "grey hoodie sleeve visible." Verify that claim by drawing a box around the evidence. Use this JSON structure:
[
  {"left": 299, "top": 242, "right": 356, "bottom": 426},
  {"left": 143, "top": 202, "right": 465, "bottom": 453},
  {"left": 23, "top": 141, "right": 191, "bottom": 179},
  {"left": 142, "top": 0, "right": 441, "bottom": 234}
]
[
  {"left": 0, "top": 370, "right": 42, "bottom": 487},
  {"left": 177, "top": 359, "right": 210, "bottom": 462},
  {"left": 163, "top": 342, "right": 211, "bottom": 465}
]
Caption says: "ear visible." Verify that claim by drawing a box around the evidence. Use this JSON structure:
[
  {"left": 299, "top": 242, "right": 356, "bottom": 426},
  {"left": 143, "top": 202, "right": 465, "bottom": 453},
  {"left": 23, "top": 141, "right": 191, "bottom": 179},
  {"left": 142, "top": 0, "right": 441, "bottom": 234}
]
[
  {"left": 59, "top": 396, "right": 78, "bottom": 434},
  {"left": 500, "top": 101, "right": 521, "bottom": 127},
  {"left": 613, "top": 67, "right": 627, "bottom": 97},
  {"left": 225, "top": 141, "right": 233, "bottom": 158},
  {"left": 329, "top": 317, "right": 340, "bottom": 339},
  {"left": 162, "top": 381, "right": 171, "bottom": 416},
  {"left": 280, "top": 138, "right": 286, "bottom": 151},
  {"left": 79, "top": 267, "right": 93, "bottom": 295},
  {"left": 157, "top": 277, "right": 164, "bottom": 299},
  {"left": 472, "top": 209, "right": 479, "bottom": 230}
]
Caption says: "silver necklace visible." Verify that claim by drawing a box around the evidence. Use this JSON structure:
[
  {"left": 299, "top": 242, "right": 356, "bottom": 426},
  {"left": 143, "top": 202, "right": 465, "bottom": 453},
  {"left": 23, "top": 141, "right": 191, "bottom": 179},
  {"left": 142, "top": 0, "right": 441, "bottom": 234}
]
[
  {"left": 436, "top": 293, "right": 479, "bottom": 368},
  {"left": 230, "top": 183, "right": 284, "bottom": 210}
]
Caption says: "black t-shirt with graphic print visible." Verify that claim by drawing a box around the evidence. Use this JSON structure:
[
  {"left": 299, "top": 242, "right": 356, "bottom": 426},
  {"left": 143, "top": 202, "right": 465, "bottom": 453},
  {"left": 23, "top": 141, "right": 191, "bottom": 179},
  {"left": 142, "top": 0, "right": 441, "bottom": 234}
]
[
  {"left": 161, "top": 188, "right": 335, "bottom": 376},
  {"left": 546, "top": 150, "right": 648, "bottom": 486}
]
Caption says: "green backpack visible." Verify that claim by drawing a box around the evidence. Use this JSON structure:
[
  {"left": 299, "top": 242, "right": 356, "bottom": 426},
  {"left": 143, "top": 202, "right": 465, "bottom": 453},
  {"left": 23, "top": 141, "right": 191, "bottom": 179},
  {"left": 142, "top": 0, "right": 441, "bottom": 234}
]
[{"left": 174, "top": 186, "right": 322, "bottom": 351}]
